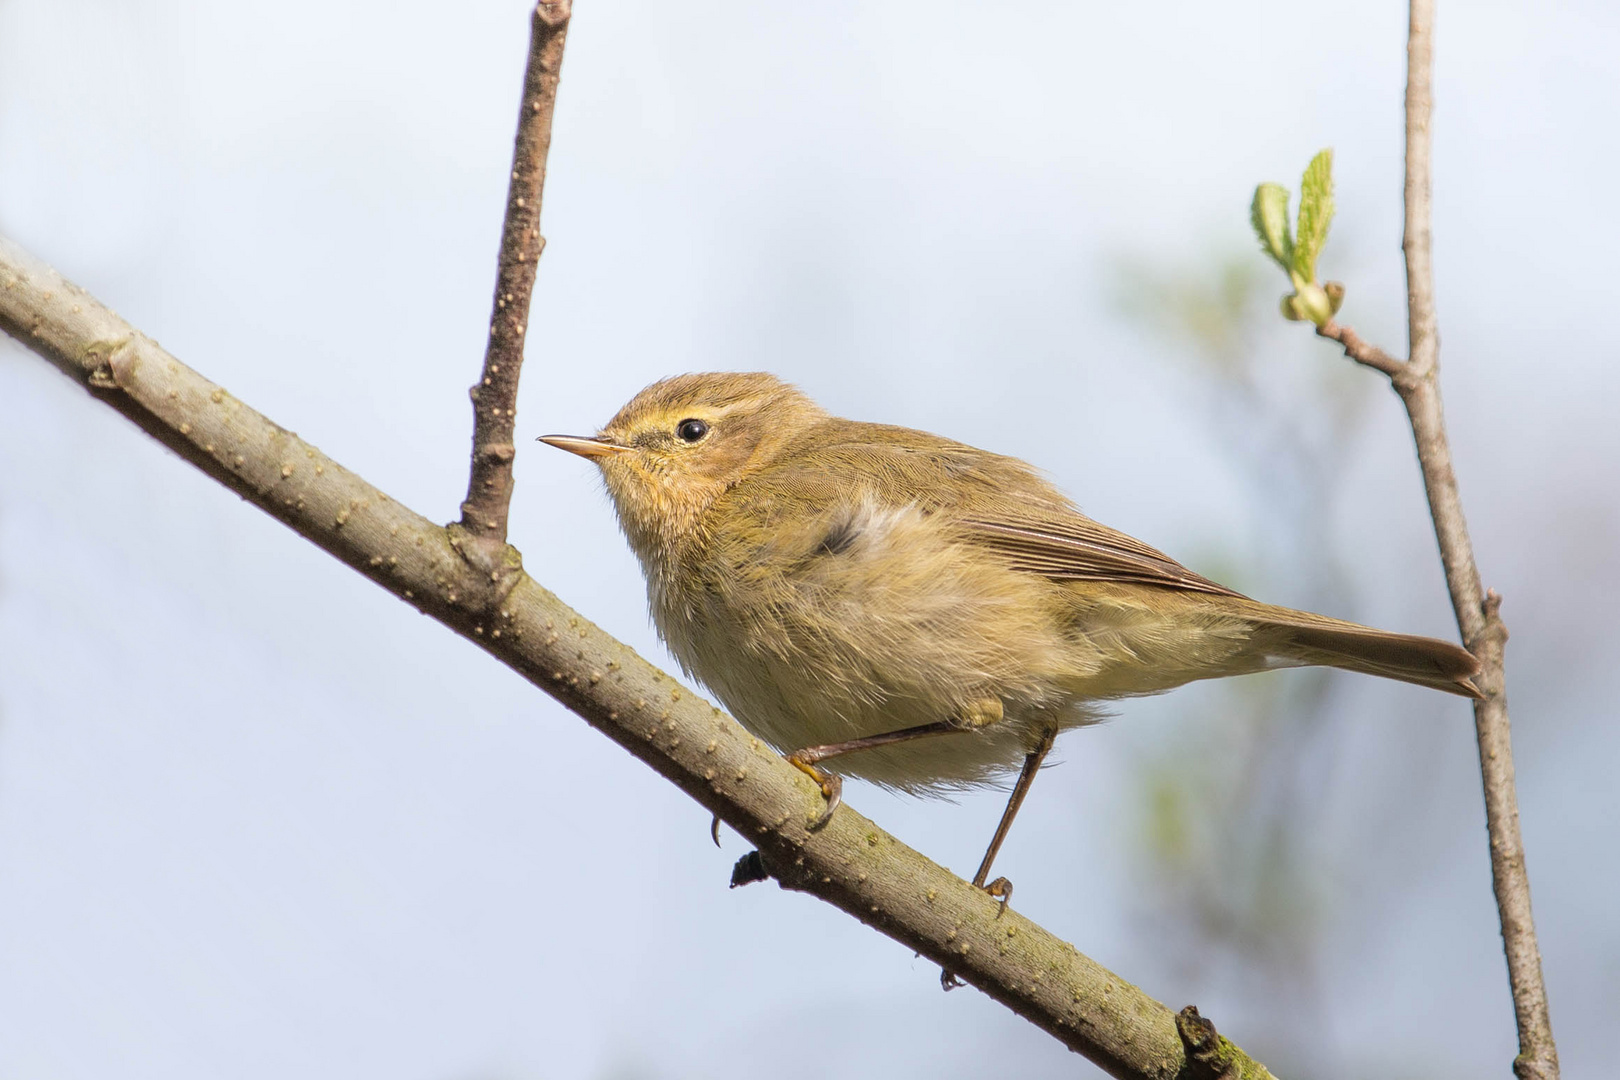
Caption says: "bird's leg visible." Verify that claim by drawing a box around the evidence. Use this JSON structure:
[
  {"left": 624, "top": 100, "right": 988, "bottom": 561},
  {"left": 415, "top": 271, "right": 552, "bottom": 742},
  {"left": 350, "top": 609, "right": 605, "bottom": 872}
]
[
  {"left": 939, "top": 722, "right": 1059, "bottom": 991},
  {"left": 787, "top": 719, "right": 961, "bottom": 829},
  {"left": 787, "top": 700, "right": 1004, "bottom": 829},
  {"left": 971, "top": 722, "right": 1059, "bottom": 906}
]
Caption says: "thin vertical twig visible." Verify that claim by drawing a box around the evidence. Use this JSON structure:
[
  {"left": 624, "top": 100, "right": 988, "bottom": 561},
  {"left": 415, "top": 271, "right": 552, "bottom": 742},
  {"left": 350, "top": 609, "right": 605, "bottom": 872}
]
[
  {"left": 1317, "top": 3, "right": 1558, "bottom": 1075},
  {"left": 1400, "top": 4, "right": 1557, "bottom": 1076},
  {"left": 1403, "top": 0, "right": 1439, "bottom": 384},
  {"left": 460, "top": 0, "right": 572, "bottom": 560}
]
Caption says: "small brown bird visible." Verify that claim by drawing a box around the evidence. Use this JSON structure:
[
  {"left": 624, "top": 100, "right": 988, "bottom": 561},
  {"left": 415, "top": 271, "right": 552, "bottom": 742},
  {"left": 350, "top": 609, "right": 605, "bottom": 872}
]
[{"left": 542, "top": 372, "right": 1480, "bottom": 899}]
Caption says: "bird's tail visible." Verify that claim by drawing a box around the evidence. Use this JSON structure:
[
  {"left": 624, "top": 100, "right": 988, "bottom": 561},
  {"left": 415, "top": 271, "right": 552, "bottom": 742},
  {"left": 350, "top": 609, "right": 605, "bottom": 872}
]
[{"left": 1237, "top": 599, "right": 1484, "bottom": 699}]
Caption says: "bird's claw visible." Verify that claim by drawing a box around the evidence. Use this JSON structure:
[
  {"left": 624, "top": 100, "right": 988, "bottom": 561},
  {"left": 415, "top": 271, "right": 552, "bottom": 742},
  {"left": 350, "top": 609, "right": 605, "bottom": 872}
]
[
  {"left": 982, "top": 875, "right": 1014, "bottom": 916},
  {"left": 787, "top": 753, "right": 842, "bottom": 830},
  {"left": 939, "top": 877, "right": 1017, "bottom": 989}
]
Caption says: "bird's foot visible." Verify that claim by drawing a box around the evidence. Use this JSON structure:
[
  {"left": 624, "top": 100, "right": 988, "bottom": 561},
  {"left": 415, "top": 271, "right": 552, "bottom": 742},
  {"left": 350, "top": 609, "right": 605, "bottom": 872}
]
[
  {"left": 981, "top": 875, "right": 1013, "bottom": 916},
  {"left": 940, "top": 876, "right": 1017, "bottom": 990},
  {"left": 786, "top": 753, "right": 842, "bottom": 830}
]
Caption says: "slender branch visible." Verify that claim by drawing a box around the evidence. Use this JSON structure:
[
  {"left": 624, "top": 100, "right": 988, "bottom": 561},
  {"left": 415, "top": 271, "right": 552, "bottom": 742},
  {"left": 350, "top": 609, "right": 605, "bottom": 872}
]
[
  {"left": 0, "top": 233, "right": 1279, "bottom": 1080},
  {"left": 1404, "top": 0, "right": 1439, "bottom": 384},
  {"left": 460, "top": 0, "right": 572, "bottom": 555},
  {"left": 1315, "top": 320, "right": 1404, "bottom": 377},
  {"left": 1313, "top": 4, "right": 1558, "bottom": 1075},
  {"left": 1403, "top": 7, "right": 1557, "bottom": 1077}
]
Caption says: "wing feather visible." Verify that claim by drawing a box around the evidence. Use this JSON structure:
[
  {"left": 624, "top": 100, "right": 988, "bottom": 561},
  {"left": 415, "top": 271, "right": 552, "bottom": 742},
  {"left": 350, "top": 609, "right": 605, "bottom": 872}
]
[
  {"left": 730, "top": 423, "right": 1245, "bottom": 599},
  {"left": 957, "top": 516, "right": 1244, "bottom": 597}
]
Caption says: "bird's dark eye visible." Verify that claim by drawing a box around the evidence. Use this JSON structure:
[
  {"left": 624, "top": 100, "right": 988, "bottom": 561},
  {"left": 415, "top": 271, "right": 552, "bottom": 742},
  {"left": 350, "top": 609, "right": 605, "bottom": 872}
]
[{"left": 676, "top": 418, "right": 709, "bottom": 443}]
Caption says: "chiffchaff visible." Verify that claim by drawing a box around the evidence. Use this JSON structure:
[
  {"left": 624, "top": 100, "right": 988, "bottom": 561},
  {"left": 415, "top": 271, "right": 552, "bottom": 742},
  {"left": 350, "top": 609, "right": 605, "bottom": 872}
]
[{"left": 542, "top": 372, "right": 1479, "bottom": 897}]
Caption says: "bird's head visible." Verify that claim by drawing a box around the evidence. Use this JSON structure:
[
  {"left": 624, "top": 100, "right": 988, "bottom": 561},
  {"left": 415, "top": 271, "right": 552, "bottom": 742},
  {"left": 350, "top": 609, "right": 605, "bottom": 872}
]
[{"left": 541, "top": 372, "right": 826, "bottom": 559}]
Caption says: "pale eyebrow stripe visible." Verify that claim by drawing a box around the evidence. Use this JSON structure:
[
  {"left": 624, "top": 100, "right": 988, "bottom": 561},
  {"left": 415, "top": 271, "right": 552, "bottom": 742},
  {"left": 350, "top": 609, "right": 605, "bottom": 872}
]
[{"left": 706, "top": 397, "right": 769, "bottom": 421}]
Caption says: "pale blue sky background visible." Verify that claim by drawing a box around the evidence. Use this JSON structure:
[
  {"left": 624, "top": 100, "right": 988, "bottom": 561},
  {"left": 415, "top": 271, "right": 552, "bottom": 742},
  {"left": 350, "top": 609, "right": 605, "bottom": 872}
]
[{"left": 1, "top": 1, "right": 1616, "bottom": 1077}]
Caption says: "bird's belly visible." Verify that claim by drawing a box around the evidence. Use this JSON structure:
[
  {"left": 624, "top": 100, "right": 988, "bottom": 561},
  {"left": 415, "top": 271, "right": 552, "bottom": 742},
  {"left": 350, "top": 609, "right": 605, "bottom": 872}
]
[
  {"left": 649, "top": 526, "right": 1101, "bottom": 793},
  {"left": 670, "top": 619, "right": 1070, "bottom": 794}
]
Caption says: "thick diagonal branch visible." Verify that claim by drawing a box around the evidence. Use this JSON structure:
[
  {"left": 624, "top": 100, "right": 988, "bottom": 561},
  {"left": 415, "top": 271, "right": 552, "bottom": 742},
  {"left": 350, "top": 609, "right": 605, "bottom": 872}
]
[
  {"left": 0, "top": 235, "right": 1279, "bottom": 1080},
  {"left": 461, "top": 0, "right": 572, "bottom": 552}
]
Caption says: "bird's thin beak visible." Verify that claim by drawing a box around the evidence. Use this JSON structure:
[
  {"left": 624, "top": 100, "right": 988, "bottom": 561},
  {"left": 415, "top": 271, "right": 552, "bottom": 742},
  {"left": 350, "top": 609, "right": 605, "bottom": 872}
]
[{"left": 538, "top": 434, "right": 633, "bottom": 460}]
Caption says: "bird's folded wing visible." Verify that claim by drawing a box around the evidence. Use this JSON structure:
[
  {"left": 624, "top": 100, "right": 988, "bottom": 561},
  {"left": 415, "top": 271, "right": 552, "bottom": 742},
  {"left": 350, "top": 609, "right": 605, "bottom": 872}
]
[
  {"left": 742, "top": 429, "right": 1245, "bottom": 598},
  {"left": 956, "top": 515, "right": 1245, "bottom": 597}
]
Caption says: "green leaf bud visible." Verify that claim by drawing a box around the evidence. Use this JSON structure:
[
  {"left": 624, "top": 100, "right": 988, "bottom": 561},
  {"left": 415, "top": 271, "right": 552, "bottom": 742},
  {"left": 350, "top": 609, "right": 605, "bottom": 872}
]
[
  {"left": 1250, "top": 183, "right": 1294, "bottom": 270},
  {"left": 1292, "top": 282, "right": 1334, "bottom": 326},
  {"left": 1292, "top": 149, "right": 1335, "bottom": 283}
]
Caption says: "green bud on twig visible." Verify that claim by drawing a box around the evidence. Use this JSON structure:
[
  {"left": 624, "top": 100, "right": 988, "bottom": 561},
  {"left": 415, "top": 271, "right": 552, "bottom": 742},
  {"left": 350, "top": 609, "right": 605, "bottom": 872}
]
[
  {"left": 1292, "top": 149, "right": 1334, "bottom": 285},
  {"left": 1250, "top": 183, "right": 1293, "bottom": 270},
  {"left": 1292, "top": 282, "right": 1334, "bottom": 325},
  {"left": 1248, "top": 148, "right": 1339, "bottom": 327}
]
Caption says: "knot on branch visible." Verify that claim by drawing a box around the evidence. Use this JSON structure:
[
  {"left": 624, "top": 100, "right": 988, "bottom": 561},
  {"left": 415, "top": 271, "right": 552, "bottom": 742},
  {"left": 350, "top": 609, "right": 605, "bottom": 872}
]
[
  {"left": 535, "top": 0, "right": 571, "bottom": 28},
  {"left": 1513, "top": 1048, "right": 1560, "bottom": 1080},
  {"left": 728, "top": 847, "right": 820, "bottom": 894},
  {"left": 445, "top": 521, "right": 526, "bottom": 613},
  {"left": 1483, "top": 588, "right": 1509, "bottom": 643},
  {"left": 477, "top": 441, "right": 516, "bottom": 466},
  {"left": 1176, "top": 1006, "right": 1268, "bottom": 1080},
  {"left": 730, "top": 850, "right": 770, "bottom": 888},
  {"left": 81, "top": 335, "right": 135, "bottom": 392},
  {"left": 1390, "top": 364, "right": 1426, "bottom": 398}
]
